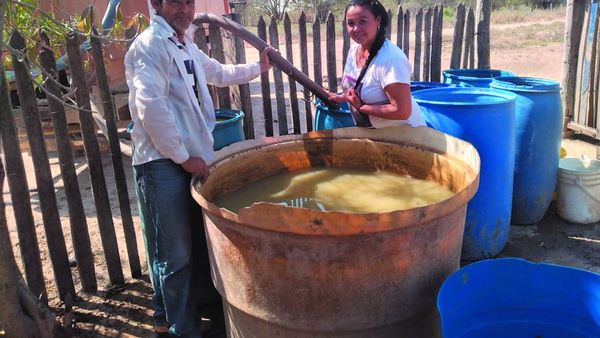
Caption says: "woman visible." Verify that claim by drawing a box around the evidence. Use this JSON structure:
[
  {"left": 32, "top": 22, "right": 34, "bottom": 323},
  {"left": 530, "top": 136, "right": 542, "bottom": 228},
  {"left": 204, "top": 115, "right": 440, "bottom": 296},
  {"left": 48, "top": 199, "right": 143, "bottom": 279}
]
[{"left": 329, "top": 0, "right": 425, "bottom": 128}]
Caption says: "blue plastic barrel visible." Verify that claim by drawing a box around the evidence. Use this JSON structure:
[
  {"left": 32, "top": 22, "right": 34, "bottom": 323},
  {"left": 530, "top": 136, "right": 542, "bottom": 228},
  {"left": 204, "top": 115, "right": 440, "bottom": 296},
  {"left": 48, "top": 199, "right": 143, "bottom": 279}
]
[
  {"left": 491, "top": 77, "right": 563, "bottom": 224},
  {"left": 437, "top": 258, "right": 600, "bottom": 338},
  {"left": 314, "top": 100, "right": 355, "bottom": 130},
  {"left": 410, "top": 81, "right": 452, "bottom": 92},
  {"left": 443, "top": 69, "right": 517, "bottom": 88},
  {"left": 413, "top": 87, "right": 517, "bottom": 260},
  {"left": 213, "top": 109, "right": 245, "bottom": 151}
]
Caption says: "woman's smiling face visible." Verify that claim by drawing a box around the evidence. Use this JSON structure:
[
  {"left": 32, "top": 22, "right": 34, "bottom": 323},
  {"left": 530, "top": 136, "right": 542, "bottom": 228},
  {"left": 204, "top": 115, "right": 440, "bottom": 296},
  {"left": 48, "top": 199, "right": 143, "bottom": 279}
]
[{"left": 345, "top": 5, "right": 381, "bottom": 47}]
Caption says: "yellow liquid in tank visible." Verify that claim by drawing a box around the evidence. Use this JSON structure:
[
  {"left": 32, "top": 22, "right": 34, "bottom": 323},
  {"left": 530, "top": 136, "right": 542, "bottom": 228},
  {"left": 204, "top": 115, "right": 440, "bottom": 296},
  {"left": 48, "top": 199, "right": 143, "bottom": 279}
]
[{"left": 214, "top": 167, "right": 454, "bottom": 213}]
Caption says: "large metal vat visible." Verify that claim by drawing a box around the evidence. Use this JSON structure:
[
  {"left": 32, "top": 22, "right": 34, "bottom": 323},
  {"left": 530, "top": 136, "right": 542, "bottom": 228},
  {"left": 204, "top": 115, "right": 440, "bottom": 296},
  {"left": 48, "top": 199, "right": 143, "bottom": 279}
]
[{"left": 191, "top": 126, "right": 480, "bottom": 337}]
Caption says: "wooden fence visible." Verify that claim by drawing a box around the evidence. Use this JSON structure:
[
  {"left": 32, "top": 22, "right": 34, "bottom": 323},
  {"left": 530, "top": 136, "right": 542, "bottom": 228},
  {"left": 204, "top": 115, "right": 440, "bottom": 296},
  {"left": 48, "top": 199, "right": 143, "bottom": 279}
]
[
  {"left": 1, "top": 3, "right": 486, "bottom": 303},
  {"left": 564, "top": 0, "right": 600, "bottom": 139}
]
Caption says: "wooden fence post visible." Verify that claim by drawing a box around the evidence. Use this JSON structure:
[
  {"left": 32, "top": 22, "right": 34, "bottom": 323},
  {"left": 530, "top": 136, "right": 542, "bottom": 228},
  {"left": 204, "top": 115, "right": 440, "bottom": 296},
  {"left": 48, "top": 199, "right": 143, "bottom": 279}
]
[
  {"left": 476, "top": 0, "right": 491, "bottom": 69},
  {"left": 342, "top": 15, "right": 350, "bottom": 67},
  {"left": 230, "top": 13, "right": 255, "bottom": 139},
  {"left": 396, "top": 6, "right": 404, "bottom": 49},
  {"left": 10, "top": 30, "right": 75, "bottom": 300},
  {"left": 326, "top": 12, "right": 338, "bottom": 91},
  {"left": 284, "top": 13, "right": 301, "bottom": 134},
  {"left": 298, "top": 12, "right": 313, "bottom": 132},
  {"left": 0, "top": 39, "right": 46, "bottom": 304},
  {"left": 588, "top": 8, "right": 600, "bottom": 126},
  {"left": 451, "top": 3, "right": 466, "bottom": 69},
  {"left": 431, "top": 5, "right": 443, "bottom": 82},
  {"left": 386, "top": 9, "right": 392, "bottom": 40},
  {"left": 194, "top": 26, "right": 218, "bottom": 107},
  {"left": 90, "top": 29, "right": 141, "bottom": 279},
  {"left": 39, "top": 31, "right": 97, "bottom": 292},
  {"left": 269, "top": 16, "right": 288, "bottom": 135},
  {"left": 414, "top": 9, "right": 423, "bottom": 81},
  {"left": 66, "top": 31, "right": 124, "bottom": 286},
  {"left": 562, "top": 0, "right": 586, "bottom": 125},
  {"left": 313, "top": 17, "right": 323, "bottom": 88},
  {"left": 403, "top": 9, "right": 410, "bottom": 57},
  {"left": 424, "top": 7, "right": 432, "bottom": 81},
  {"left": 464, "top": 7, "right": 476, "bottom": 68},
  {"left": 257, "top": 16, "right": 273, "bottom": 137},
  {"left": 208, "top": 24, "right": 232, "bottom": 108}
]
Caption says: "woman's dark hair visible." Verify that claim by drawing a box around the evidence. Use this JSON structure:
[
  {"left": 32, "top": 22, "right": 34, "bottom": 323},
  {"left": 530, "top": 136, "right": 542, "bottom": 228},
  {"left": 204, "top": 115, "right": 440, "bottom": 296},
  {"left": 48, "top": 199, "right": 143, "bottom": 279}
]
[{"left": 345, "top": 0, "right": 389, "bottom": 89}]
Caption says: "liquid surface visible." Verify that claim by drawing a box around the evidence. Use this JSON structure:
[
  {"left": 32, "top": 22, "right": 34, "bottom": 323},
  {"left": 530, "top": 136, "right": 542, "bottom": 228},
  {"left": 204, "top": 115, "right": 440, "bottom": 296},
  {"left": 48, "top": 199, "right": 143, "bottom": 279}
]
[{"left": 214, "top": 167, "right": 454, "bottom": 213}]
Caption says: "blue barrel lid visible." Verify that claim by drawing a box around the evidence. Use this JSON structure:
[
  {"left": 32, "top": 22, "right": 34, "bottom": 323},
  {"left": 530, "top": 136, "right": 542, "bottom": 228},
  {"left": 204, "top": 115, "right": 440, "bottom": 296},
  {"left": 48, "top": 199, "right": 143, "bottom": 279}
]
[
  {"left": 443, "top": 69, "right": 517, "bottom": 80},
  {"left": 413, "top": 87, "right": 518, "bottom": 107},
  {"left": 490, "top": 76, "right": 561, "bottom": 93}
]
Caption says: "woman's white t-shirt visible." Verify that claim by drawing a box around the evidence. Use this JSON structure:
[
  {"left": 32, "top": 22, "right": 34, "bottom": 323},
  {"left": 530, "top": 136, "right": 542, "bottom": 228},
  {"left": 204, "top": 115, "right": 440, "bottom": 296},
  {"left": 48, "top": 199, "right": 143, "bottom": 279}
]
[{"left": 341, "top": 40, "right": 425, "bottom": 128}]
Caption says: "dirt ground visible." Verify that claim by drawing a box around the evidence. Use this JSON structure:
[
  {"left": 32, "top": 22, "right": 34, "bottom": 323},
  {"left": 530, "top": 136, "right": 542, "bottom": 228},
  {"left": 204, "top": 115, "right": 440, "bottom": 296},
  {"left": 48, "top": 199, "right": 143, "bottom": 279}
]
[{"left": 2, "top": 15, "right": 600, "bottom": 338}]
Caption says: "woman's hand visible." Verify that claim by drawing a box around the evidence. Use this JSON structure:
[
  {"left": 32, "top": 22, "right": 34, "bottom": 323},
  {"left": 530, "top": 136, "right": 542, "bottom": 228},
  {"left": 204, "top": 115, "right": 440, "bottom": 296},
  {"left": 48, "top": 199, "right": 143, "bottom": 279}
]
[
  {"left": 327, "top": 91, "right": 346, "bottom": 104},
  {"left": 345, "top": 88, "right": 363, "bottom": 111},
  {"left": 259, "top": 46, "right": 276, "bottom": 72}
]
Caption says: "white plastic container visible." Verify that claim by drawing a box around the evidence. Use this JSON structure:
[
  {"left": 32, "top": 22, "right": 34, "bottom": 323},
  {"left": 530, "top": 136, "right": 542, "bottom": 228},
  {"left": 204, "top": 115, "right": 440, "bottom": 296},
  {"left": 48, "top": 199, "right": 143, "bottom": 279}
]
[{"left": 556, "top": 157, "right": 600, "bottom": 224}]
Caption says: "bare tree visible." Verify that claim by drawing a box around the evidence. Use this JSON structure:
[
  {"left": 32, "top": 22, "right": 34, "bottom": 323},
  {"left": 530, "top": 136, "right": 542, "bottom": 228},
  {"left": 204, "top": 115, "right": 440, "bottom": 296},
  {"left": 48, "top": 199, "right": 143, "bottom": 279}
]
[
  {"left": 0, "top": 0, "right": 69, "bottom": 336},
  {"left": 254, "top": 0, "right": 291, "bottom": 21}
]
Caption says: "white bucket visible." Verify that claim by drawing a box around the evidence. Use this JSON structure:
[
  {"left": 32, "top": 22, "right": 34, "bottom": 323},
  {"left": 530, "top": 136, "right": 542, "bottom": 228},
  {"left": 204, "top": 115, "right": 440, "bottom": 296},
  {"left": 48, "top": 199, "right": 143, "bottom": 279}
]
[{"left": 556, "top": 157, "right": 600, "bottom": 224}]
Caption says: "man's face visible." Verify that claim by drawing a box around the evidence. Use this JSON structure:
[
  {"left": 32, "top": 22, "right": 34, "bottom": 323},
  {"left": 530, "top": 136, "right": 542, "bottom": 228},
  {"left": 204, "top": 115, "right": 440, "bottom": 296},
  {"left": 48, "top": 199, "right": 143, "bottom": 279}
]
[{"left": 152, "top": 0, "right": 195, "bottom": 35}]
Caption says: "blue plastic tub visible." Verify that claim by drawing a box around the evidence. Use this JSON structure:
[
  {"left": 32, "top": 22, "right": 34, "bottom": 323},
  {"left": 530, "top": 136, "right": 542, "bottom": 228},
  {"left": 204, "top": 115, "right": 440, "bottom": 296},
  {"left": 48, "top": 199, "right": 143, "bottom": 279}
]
[
  {"left": 491, "top": 77, "right": 563, "bottom": 225},
  {"left": 313, "top": 100, "right": 355, "bottom": 130},
  {"left": 437, "top": 258, "right": 600, "bottom": 338},
  {"left": 213, "top": 109, "right": 245, "bottom": 151},
  {"left": 413, "top": 87, "right": 517, "bottom": 260},
  {"left": 443, "top": 69, "right": 517, "bottom": 88}
]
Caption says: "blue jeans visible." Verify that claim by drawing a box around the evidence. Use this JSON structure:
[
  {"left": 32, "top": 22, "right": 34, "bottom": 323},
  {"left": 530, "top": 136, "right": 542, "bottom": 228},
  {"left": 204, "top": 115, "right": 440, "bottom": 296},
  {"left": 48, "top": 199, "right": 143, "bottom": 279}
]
[{"left": 134, "top": 159, "right": 220, "bottom": 337}]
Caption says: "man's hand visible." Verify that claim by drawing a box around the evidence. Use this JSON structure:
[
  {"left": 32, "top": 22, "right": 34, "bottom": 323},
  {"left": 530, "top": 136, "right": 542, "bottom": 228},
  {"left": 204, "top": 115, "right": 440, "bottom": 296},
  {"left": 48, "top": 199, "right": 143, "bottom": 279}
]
[
  {"left": 182, "top": 157, "right": 210, "bottom": 181},
  {"left": 259, "top": 46, "right": 276, "bottom": 72}
]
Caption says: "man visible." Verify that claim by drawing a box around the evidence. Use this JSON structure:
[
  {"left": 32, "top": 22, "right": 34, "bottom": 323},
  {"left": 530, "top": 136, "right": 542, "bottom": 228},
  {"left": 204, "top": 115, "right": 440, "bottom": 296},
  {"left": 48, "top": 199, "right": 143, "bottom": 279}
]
[{"left": 124, "top": 0, "right": 272, "bottom": 336}]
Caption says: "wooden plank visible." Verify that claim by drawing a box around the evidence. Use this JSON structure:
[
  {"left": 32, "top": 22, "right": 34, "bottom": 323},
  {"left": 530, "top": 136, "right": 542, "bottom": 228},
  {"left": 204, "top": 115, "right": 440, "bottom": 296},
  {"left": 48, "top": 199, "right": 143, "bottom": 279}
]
[
  {"left": 465, "top": 7, "right": 476, "bottom": 68},
  {"left": 396, "top": 6, "right": 403, "bottom": 49},
  {"left": 326, "top": 12, "right": 338, "bottom": 91},
  {"left": 230, "top": 13, "right": 254, "bottom": 139},
  {"left": 66, "top": 31, "right": 124, "bottom": 286},
  {"left": 313, "top": 17, "right": 323, "bottom": 88},
  {"left": 269, "top": 16, "right": 288, "bottom": 136},
  {"left": 562, "top": 0, "right": 585, "bottom": 125},
  {"left": 0, "top": 41, "right": 46, "bottom": 304},
  {"left": 403, "top": 9, "right": 410, "bottom": 57},
  {"left": 476, "top": 0, "right": 491, "bottom": 69},
  {"left": 424, "top": 7, "right": 432, "bottom": 81},
  {"left": 567, "top": 121, "right": 598, "bottom": 138},
  {"left": 299, "top": 12, "right": 313, "bottom": 132},
  {"left": 413, "top": 9, "right": 423, "bottom": 81},
  {"left": 39, "top": 31, "right": 97, "bottom": 292},
  {"left": 430, "top": 5, "right": 443, "bottom": 82},
  {"left": 209, "top": 24, "right": 231, "bottom": 109},
  {"left": 10, "top": 30, "right": 75, "bottom": 301},
  {"left": 257, "top": 16, "right": 273, "bottom": 137},
  {"left": 451, "top": 3, "right": 466, "bottom": 69},
  {"left": 90, "top": 29, "right": 141, "bottom": 279},
  {"left": 284, "top": 14, "right": 301, "bottom": 134}
]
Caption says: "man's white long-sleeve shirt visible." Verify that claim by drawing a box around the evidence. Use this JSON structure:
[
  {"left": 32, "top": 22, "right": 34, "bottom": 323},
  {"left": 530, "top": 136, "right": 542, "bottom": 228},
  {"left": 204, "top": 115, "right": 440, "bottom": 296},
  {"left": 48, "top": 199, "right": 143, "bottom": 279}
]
[{"left": 125, "top": 15, "right": 261, "bottom": 165}]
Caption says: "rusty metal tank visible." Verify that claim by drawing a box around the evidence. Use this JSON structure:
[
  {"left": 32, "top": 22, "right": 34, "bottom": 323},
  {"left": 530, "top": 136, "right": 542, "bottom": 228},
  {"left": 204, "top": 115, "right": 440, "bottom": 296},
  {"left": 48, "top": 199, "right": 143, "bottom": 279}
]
[{"left": 191, "top": 126, "right": 480, "bottom": 338}]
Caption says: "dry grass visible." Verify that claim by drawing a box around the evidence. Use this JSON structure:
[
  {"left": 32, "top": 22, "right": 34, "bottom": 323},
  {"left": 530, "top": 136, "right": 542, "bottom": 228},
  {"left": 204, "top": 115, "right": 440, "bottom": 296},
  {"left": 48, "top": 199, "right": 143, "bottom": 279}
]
[
  {"left": 492, "top": 5, "right": 565, "bottom": 25},
  {"left": 492, "top": 21, "right": 565, "bottom": 49}
]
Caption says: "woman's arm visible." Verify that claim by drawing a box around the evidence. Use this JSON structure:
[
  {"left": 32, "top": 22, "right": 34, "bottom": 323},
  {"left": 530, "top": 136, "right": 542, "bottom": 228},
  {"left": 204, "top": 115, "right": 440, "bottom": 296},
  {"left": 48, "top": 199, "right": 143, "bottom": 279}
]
[
  {"left": 346, "top": 83, "right": 412, "bottom": 120},
  {"left": 346, "top": 83, "right": 413, "bottom": 120}
]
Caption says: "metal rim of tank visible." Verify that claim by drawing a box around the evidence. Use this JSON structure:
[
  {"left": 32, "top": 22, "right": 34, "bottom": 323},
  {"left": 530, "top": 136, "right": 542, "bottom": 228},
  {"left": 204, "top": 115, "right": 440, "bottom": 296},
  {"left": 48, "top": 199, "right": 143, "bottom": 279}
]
[{"left": 191, "top": 126, "right": 480, "bottom": 236}]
